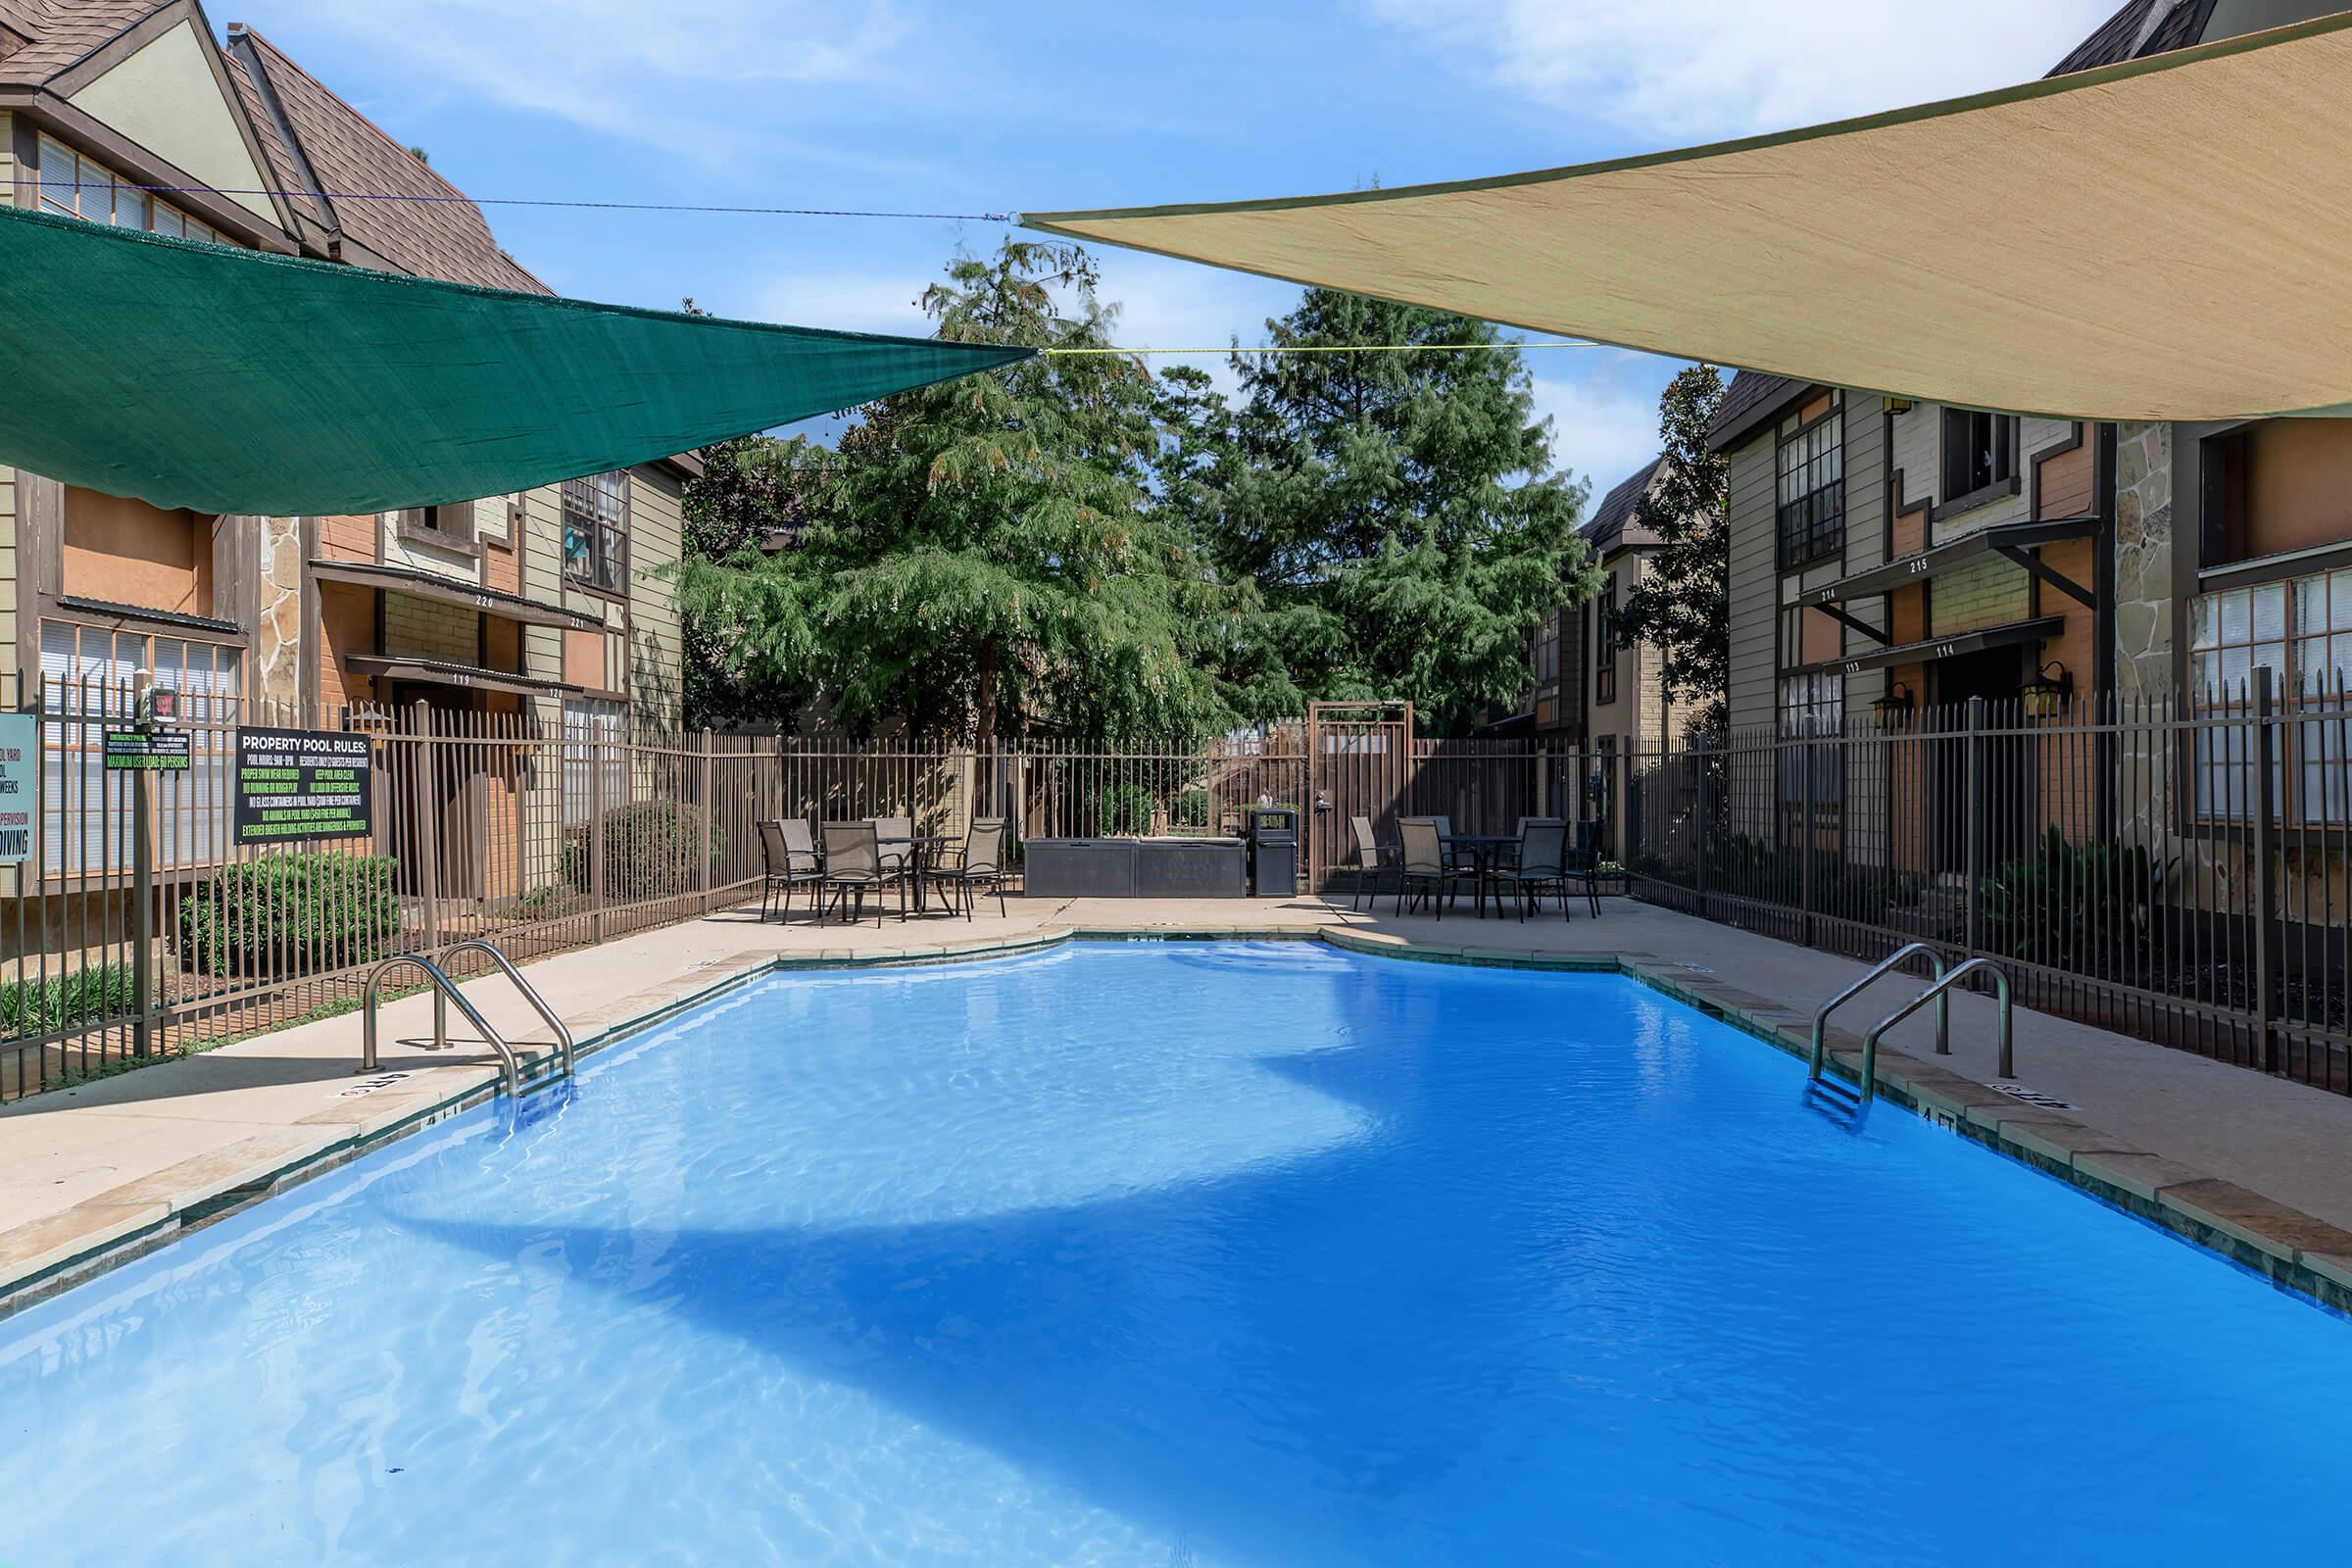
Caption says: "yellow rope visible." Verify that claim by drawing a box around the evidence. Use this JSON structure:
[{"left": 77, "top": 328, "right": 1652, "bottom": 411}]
[{"left": 1044, "top": 340, "right": 1598, "bottom": 356}]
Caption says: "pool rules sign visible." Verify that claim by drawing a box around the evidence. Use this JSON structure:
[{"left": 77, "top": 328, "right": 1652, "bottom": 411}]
[
  {"left": 0, "top": 712, "right": 33, "bottom": 866},
  {"left": 232, "top": 725, "right": 373, "bottom": 845}
]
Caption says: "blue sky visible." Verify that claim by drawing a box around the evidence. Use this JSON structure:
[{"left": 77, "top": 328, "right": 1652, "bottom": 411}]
[{"left": 224, "top": 0, "right": 2115, "bottom": 498}]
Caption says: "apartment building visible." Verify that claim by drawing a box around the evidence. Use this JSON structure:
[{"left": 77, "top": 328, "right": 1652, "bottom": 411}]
[
  {"left": 1705, "top": 0, "right": 2352, "bottom": 865},
  {"left": 2, "top": 1, "right": 690, "bottom": 908}
]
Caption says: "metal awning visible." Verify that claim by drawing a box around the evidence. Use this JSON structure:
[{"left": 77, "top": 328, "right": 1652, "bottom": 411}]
[
  {"left": 1798, "top": 616, "right": 2064, "bottom": 679},
  {"left": 310, "top": 560, "right": 605, "bottom": 631},
  {"left": 1805, "top": 517, "right": 2100, "bottom": 611},
  {"left": 344, "top": 655, "right": 580, "bottom": 699}
]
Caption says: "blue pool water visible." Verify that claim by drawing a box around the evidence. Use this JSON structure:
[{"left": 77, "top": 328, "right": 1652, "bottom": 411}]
[{"left": 5, "top": 941, "right": 2351, "bottom": 1564}]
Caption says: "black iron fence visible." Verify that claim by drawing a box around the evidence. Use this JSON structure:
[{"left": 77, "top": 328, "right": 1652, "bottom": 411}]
[{"left": 1623, "top": 676, "right": 2352, "bottom": 1095}]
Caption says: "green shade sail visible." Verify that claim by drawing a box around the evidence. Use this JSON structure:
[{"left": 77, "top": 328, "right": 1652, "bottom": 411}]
[{"left": 0, "top": 204, "right": 1031, "bottom": 515}]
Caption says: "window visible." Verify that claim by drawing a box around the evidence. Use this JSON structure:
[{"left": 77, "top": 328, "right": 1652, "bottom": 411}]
[
  {"left": 1594, "top": 582, "right": 1618, "bottom": 705},
  {"left": 37, "top": 621, "right": 245, "bottom": 875},
  {"left": 562, "top": 699, "right": 627, "bottom": 828},
  {"left": 563, "top": 472, "right": 629, "bottom": 594},
  {"left": 1940, "top": 410, "right": 2018, "bottom": 502},
  {"left": 35, "top": 134, "right": 223, "bottom": 244},
  {"left": 2190, "top": 569, "right": 2352, "bottom": 823},
  {"left": 1533, "top": 612, "right": 1560, "bottom": 684},
  {"left": 1775, "top": 397, "right": 1844, "bottom": 568},
  {"left": 1777, "top": 670, "right": 1845, "bottom": 809}
]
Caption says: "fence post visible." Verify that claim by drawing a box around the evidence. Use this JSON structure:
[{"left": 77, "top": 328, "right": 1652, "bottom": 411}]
[
  {"left": 1798, "top": 719, "right": 1816, "bottom": 948},
  {"left": 588, "top": 716, "right": 608, "bottom": 943},
  {"left": 1693, "top": 734, "right": 1710, "bottom": 914},
  {"left": 1963, "top": 696, "right": 1985, "bottom": 956},
  {"left": 698, "top": 731, "right": 715, "bottom": 914},
  {"left": 2251, "top": 666, "right": 2279, "bottom": 1074},
  {"left": 413, "top": 700, "right": 440, "bottom": 955},
  {"left": 131, "top": 769, "right": 153, "bottom": 1058}
]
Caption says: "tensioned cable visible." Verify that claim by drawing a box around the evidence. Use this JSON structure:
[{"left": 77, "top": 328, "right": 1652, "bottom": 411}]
[
  {"left": 32, "top": 178, "right": 1008, "bottom": 220},
  {"left": 1048, "top": 341, "right": 1599, "bottom": 355}
]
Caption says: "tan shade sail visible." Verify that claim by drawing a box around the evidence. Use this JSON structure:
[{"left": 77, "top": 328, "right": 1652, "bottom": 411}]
[{"left": 1025, "top": 13, "right": 2352, "bottom": 422}]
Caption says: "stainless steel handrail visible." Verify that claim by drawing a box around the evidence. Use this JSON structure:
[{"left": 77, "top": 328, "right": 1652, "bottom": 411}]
[
  {"left": 1809, "top": 942, "right": 1949, "bottom": 1083},
  {"left": 438, "top": 940, "right": 575, "bottom": 1082},
  {"left": 361, "top": 955, "right": 525, "bottom": 1097},
  {"left": 1859, "top": 957, "right": 2012, "bottom": 1103}
]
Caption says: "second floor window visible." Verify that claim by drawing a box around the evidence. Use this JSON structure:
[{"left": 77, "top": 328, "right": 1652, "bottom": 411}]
[
  {"left": 35, "top": 135, "right": 224, "bottom": 243},
  {"left": 1533, "top": 612, "right": 1560, "bottom": 683},
  {"left": 1941, "top": 409, "right": 2017, "bottom": 501},
  {"left": 1776, "top": 398, "right": 1843, "bottom": 568},
  {"left": 563, "top": 472, "right": 629, "bottom": 594},
  {"left": 1594, "top": 582, "right": 1617, "bottom": 705}
]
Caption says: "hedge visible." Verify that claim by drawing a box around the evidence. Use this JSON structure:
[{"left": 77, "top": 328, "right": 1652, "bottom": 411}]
[{"left": 179, "top": 850, "right": 404, "bottom": 975}]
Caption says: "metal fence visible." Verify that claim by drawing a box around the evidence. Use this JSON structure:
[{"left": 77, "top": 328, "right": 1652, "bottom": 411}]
[
  {"left": 1, "top": 700, "right": 1616, "bottom": 1102},
  {"left": 1623, "top": 674, "right": 2352, "bottom": 1096},
  {"left": 29, "top": 674, "right": 2342, "bottom": 1106}
]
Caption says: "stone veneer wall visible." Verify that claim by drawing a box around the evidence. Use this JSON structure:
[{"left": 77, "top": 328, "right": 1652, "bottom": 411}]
[
  {"left": 255, "top": 515, "right": 303, "bottom": 709},
  {"left": 2113, "top": 421, "right": 2175, "bottom": 697}
]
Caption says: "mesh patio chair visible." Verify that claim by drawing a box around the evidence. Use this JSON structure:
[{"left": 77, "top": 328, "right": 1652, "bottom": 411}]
[
  {"left": 926, "top": 817, "right": 1008, "bottom": 920},
  {"left": 1427, "top": 813, "right": 1470, "bottom": 907},
  {"left": 1348, "top": 813, "right": 1397, "bottom": 912},
  {"left": 1396, "top": 816, "right": 1474, "bottom": 919},
  {"left": 1495, "top": 819, "right": 1572, "bottom": 922},
  {"left": 757, "top": 818, "right": 825, "bottom": 923},
  {"left": 1562, "top": 818, "right": 1605, "bottom": 919},
  {"left": 874, "top": 814, "right": 914, "bottom": 878},
  {"left": 821, "top": 820, "right": 909, "bottom": 926}
]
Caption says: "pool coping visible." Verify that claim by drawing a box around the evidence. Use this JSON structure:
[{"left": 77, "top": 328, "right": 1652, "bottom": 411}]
[{"left": 5, "top": 926, "right": 2350, "bottom": 1320}]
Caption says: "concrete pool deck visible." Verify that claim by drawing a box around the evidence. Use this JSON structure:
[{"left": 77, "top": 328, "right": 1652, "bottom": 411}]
[{"left": 6, "top": 892, "right": 2352, "bottom": 1314}]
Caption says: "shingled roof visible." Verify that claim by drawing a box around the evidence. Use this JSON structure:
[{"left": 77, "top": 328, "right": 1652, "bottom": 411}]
[
  {"left": 2047, "top": 0, "right": 2216, "bottom": 76},
  {"left": 0, "top": 1, "right": 165, "bottom": 86},
  {"left": 1583, "top": 455, "right": 1668, "bottom": 553},
  {"left": 223, "top": 25, "right": 547, "bottom": 294}
]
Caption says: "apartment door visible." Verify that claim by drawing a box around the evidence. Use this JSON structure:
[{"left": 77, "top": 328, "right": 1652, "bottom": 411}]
[{"left": 1930, "top": 648, "right": 2033, "bottom": 874}]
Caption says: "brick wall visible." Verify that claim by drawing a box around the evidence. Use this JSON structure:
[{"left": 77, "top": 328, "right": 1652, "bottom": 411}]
[{"left": 380, "top": 590, "right": 477, "bottom": 665}]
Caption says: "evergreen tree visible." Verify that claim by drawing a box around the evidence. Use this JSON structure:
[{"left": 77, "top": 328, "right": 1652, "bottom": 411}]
[
  {"left": 679, "top": 240, "right": 1233, "bottom": 743},
  {"left": 1160, "top": 290, "right": 1594, "bottom": 733},
  {"left": 1612, "top": 366, "right": 1731, "bottom": 738}
]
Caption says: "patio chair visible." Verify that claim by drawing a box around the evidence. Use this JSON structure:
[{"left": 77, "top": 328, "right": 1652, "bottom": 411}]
[
  {"left": 874, "top": 814, "right": 914, "bottom": 878},
  {"left": 926, "top": 818, "right": 1008, "bottom": 920},
  {"left": 756, "top": 818, "right": 825, "bottom": 923},
  {"left": 1561, "top": 818, "right": 1605, "bottom": 919},
  {"left": 821, "top": 820, "right": 909, "bottom": 926},
  {"left": 1396, "top": 817, "right": 1474, "bottom": 919},
  {"left": 1428, "top": 813, "right": 1470, "bottom": 907},
  {"left": 1495, "top": 819, "right": 1571, "bottom": 922},
  {"left": 1347, "top": 813, "right": 1397, "bottom": 912}
]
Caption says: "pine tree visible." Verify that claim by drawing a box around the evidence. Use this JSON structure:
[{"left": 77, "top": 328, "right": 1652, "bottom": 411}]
[{"left": 1612, "top": 366, "right": 1731, "bottom": 738}]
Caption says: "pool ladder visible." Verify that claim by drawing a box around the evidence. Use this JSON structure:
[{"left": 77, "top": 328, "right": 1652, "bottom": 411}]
[
  {"left": 1808, "top": 943, "right": 2012, "bottom": 1110},
  {"left": 359, "top": 940, "right": 576, "bottom": 1098}
]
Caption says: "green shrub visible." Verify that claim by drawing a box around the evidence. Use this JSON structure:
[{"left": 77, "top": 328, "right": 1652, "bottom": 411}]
[
  {"left": 178, "top": 850, "right": 404, "bottom": 975},
  {"left": 1, "top": 962, "right": 135, "bottom": 1039},
  {"left": 1095, "top": 782, "right": 1154, "bottom": 836},
  {"left": 1981, "top": 827, "right": 2162, "bottom": 960},
  {"left": 565, "top": 799, "right": 720, "bottom": 894},
  {"left": 1174, "top": 788, "right": 1214, "bottom": 828}
]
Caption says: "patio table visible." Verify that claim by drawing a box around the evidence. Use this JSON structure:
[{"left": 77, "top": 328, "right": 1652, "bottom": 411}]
[
  {"left": 877, "top": 832, "right": 956, "bottom": 913},
  {"left": 1438, "top": 833, "right": 1519, "bottom": 917}
]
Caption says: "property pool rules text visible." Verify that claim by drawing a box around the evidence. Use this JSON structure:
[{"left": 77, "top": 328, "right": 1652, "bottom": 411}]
[{"left": 232, "top": 725, "right": 374, "bottom": 845}]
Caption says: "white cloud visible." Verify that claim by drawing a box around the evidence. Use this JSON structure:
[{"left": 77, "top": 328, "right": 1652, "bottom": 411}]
[
  {"left": 1528, "top": 351, "right": 1679, "bottom": 500},
  {"left": 1364, "top": 0, "right": 2117, "bottom": 142},
  {"left": 281, "top": 0, "right": 920, "bottom": 168}
]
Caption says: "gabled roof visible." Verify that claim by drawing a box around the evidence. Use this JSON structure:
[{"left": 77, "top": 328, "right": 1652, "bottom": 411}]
[
  {"left": 2048, "top": 0, "right": 2216, "bottom": 75},
  {"left": 1583, "top": 455, "right": 1667, "bottom": 553},
  {"left": 1706, "top": 371, "right": 1818, "bottom": 453},
  {"left": 222, "top": 25, "right": 548, "bottom": 294},
  {"left": 0, "top": 1, "right": 165, "bottom": 86}
]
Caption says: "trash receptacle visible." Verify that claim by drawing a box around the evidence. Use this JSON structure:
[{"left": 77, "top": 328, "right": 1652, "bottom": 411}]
[{"left": 1250, "top": 807, "right": 1298, "bottom": 898}]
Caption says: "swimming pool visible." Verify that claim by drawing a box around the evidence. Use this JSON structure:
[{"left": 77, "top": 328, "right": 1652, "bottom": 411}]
[{"left": 4, "top": 940, "right": 2349, "bottom": 1563}]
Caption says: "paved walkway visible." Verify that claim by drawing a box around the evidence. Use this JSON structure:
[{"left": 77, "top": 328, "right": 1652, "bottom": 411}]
[{"left": 7, "top": 891, "right": 2352, "bottom": 1310}]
